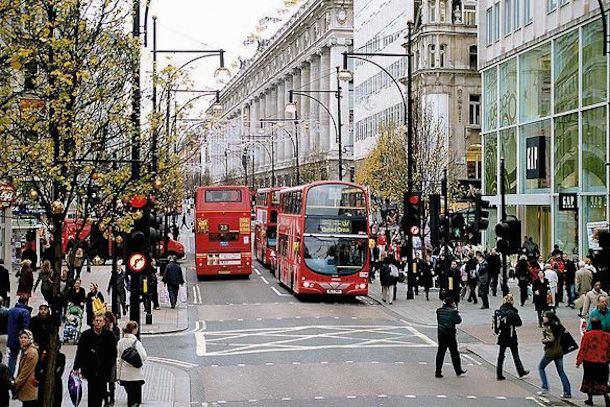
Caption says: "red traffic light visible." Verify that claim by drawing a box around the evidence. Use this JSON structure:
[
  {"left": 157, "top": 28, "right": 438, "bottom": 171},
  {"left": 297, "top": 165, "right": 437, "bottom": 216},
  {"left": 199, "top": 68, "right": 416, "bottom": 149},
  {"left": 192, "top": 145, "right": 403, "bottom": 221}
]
[
  {"left": 129, "top": 195, "right": 148, "bottom": 209},
  {"left": 408, "top": 195, "right": 420, "bottom": 205}
]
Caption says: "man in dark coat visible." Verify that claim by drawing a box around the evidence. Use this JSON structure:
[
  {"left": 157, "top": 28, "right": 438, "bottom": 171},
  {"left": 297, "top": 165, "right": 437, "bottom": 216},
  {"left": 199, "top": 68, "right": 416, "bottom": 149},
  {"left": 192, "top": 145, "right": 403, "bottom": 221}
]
[
  {"left": 465, "top": 253, "right": 478, "bottom": 304},
  {"left": 0, "top": 260, "right": 9, "bottom": 307},
  {"left": 6, "top": 296, "right": 32, "bottom": 377},
  {"left": 435, "top": 297, "right": 467, "bottom": 378},
  {"left": 73, "top": 313, "right": 117, "bottom": 407},
  {"left": 443, "top": 260, "right": 462, "bottom": 307},
  {"left": 30, "top": 301, "right": 52, "bottom": 402},
  {"left": 495, "top": 293, "right": 529, "bottom": 380},
  {"left": 486, "top": 249, "right": 501, "bottom": 296},
  {"left": 563, "top": 254, "right": 576, "bottom": 308},
  {"left": 162, "top": 256, "right": 184, "bottom": 309},
  {"left": 20, "top": 243, "right": 37, "bottom": 271},
  {"left": 476, "top": 251, "right": 490, "bottom": 309}
]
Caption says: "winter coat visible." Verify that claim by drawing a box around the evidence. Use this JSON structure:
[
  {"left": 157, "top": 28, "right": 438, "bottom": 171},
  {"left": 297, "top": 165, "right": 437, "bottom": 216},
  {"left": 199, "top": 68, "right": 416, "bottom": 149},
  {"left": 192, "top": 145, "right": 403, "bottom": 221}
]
[
  {"left": 66, "top": 287, "right": 86, "bottom": 308},
  {"left": 487, "top": 254, "right": 501, "bottom": 276},
  {"left": 532, "top": 278, "right": 550, "bottom": 311},
  {"left": 436, "top": 304, "right": 462, "bottom": 336},
  {"left": 477, "top": 260, "right": 490, "bottom": 287},
  {"left": 576, "top": 329, "right": 610, "bottom": 365},
  {"left": 515, "top": 260, "right": 531, "bottom": 283},
  {"left": 496, "top": 303, "right": 523, "bottom": 346},
  {"left": 29, "top": 314, "right": 52, "bottom": 352},
  {"left": 443, "top": 266, "right": 461, "bottom": 301},
  {"left": 117, "top": 334, "right": 147, "bottom": 382},
  {"left": 13, "top": 344, "right": 38, "bottom": 401},
  {"left": 6, "top": 303, "right": 31, "bottom": 349},
  {"left": 163, "top": 262, "right": 184, "bottom": 286},
  {"left": 582, "top": 289, "right": 608, "bottom": 317},
  {"left": 587, "top": 307, "right": 610, "bottom": 332},
  {"left": 379, "top": 264, "right": 393, "bottom": 287},
  {"left": 0, "top": 265, "right": 9, "bottom": 300},
  {"left": 541, "top": 324, "right": 564, "bottom": 359},
  {"left": 575, "top": 268, "right": 594, "bottom": 296},
  {"left": 16, "top": 266, "right": 34, "bottom": 297},
  {"left": 34, "top": 270, "right": 53, "bottom": 299},
  {"left": 73, "top": 328, "right": 117, "bottom": 380},
  {"left": 418, "top": 260, "right": 433, "bottom": 289}
]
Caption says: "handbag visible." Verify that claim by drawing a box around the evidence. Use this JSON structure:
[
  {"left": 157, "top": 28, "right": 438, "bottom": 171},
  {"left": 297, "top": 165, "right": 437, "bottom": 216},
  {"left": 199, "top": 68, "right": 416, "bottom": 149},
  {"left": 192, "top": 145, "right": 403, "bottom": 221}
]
[
  {"left": 92, "top": 296, "right": 106, "bottom": 314},
  {"left": 560, "top": 329, "right": 578, "bottom": 355},
  {"left": 121, "top": 340, "right": 143, "bottom": 368}
]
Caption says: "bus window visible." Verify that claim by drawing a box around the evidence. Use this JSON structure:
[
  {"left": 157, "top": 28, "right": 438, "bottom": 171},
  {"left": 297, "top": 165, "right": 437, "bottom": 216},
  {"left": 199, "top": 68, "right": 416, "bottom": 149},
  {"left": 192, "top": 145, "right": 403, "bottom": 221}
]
[
  {"left": 208, "top": 232, "right": 239, "bottom": 242},
  {"left": 267, "top": 226, "right": 277, "bottom": 247},
  {"left": 270, "top": 210, "right": 278, "bottom": 223},
  {"left": 303, "top": 236, "right": 366, "bottom": 275},
  {"left": 205, "top": 190, "right": 242, "bottom": 202}
]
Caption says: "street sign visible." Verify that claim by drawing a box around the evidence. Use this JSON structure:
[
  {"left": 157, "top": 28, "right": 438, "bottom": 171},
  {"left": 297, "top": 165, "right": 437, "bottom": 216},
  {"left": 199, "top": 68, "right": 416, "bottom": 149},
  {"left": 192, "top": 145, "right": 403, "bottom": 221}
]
[
  {"left": 128, "top": 252, "right": 148, "bottom": 273},
  {"left": 0, "top": 184, "right": 16, "bottom": 208}
]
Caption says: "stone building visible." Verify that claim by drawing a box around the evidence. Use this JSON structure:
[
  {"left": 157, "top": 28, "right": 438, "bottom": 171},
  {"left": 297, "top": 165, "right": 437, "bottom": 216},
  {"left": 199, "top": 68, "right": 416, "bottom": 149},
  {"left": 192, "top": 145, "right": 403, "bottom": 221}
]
[{"left": 204, "top": 0, "right": 354, "bottom": 187}]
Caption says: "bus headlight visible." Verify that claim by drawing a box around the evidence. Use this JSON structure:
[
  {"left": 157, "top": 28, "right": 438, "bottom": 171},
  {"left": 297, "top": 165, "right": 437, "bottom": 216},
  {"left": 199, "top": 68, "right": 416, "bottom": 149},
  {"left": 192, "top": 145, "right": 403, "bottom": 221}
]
[{"left": 303, "top": 281, "right": 311, "bottom": 288}]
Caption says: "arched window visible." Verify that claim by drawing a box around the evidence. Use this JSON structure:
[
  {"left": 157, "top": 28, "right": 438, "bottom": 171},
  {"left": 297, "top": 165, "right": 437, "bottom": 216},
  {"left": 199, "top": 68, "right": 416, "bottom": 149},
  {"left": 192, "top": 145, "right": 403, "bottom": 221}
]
[
  {"left": 428, "top": 44, "right": 436, "bottom": 68},
  {"left": 439, "top": 44, "right": 447, "bottom": 67}
]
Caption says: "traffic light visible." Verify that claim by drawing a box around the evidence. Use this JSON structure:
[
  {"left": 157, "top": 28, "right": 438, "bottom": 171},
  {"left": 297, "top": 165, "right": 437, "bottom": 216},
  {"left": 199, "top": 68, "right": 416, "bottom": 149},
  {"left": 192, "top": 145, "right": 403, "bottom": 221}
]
[
  {"left": 474, "top": 194, "right": 490, "bottom": 232},
  {"left": 495, "top": 219, "right": 521, "bottom": 255},
  {"left": 402, "top": 191, "right": 422, "bottom": 237},
  {"left": 451, "top": 213, "right": 465, "bottom": 240},
  {"left": 428, "top": 194, "right": 441, "bottom": 248}
]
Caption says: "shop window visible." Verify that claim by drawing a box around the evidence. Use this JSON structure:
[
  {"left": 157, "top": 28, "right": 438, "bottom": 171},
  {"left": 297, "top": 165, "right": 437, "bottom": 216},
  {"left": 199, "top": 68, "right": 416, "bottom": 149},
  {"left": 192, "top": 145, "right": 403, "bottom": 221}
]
[
  {"left": 466, "top": 145, "right": 482, "bottom": 179},
  {"left": 582, "top": 196, "right": 607, "bottom": 253},
  {"left": 554, "top": 30, "right": 579, "bottom": 113},
  {"left": 582, "top": 20, "right": 607, "bottom": 106},
  {"left": 554, "top": 200, "right": 578, "bottom": 257},
  {"left": 554, "top": 113, "right": 579, "bottom": 192},
  {"left": 582, "top": 107, "right": 607, "bottom": 192},
  {"left": 519, "top": 43, "right": 551, "bottom": 123}
]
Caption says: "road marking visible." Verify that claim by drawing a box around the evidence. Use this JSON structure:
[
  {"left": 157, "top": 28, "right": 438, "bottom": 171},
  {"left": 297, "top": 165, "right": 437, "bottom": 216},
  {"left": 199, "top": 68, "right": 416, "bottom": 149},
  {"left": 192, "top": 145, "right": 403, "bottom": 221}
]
[
  {"left": 271, "top": 286, "right": 291, "bottom": 297},
  {"left": 406, "top": 326, "right": 437, "bottom": 346},
  {"left": 347, "top": 395, "right": 356, "bottom": 399},
  {"left": 377, "top": 395, "right": 387, "bottom": 398},
  {"left": 260, "top": 276, "right": 270, "bottom": 285},
  {"left": 525, "top": 396, "right": 546, "bottom": 406},
  {"left": 461, "top": 354, "right": 483, "bottom": 366},
  {"left": 281, "top": 397, "right": 291, "bottom": 401},
  {"left": 496, "top": 396, "right": 507, "bottom": 400},
  {"left": 254, "top": 268, "right": 261, "bottom": 275},
  {"left": 147, "top": 356, "right": 198, "bottom": 369},
  {"left": 437, "top": 395, "right": 447, "bottom": 398},
  {"left": 405, "top": 395, "right": 416, "bottom": 398},
  {"left": 314, "top": 396, "right": 324, "bottom": 400},
  {"left": 195, "top": 332, "right": 206, "bottom": 356},
  {"left": 418, "top": 361, "right": 427, "bottom": 365},
  {"left": 467, "top": 395, "right": 477, "bottom": 399},
  {"left": 191, "top": 285, "right": 202, "bottom": 304}
]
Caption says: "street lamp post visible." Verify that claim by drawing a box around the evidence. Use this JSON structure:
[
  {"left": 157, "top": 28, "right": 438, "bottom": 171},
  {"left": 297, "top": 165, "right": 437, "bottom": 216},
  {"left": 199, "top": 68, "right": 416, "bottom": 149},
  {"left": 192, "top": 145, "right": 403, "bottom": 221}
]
[
  {"left": 259, "top": 118, "right": 301, "bottom": 185},
  {"left": 340, "top": 39, "right": 415, "bottom": 298},
  {"left": 258, "top": 123, "right": 276, "bottom": 187}
]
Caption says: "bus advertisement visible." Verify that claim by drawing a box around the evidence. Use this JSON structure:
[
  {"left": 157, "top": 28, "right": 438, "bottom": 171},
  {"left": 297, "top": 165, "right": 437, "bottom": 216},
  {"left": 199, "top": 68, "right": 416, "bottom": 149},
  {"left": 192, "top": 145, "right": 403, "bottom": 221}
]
[
  {"left": 276, "top": 181, "right": 370, "bottom": 296},
  {"left": 253, "top": 187, "right": 282, "bottom": 268},
  {"left": 194, "top": 185, "right": 252, "bottom": 277}
]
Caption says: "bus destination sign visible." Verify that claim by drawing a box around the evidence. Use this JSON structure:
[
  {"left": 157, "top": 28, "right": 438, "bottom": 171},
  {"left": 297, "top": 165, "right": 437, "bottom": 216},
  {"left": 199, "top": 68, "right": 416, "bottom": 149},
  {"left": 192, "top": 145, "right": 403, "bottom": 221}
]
[{"left": 305, "top": 218, "right": 367, "bottom": 235}]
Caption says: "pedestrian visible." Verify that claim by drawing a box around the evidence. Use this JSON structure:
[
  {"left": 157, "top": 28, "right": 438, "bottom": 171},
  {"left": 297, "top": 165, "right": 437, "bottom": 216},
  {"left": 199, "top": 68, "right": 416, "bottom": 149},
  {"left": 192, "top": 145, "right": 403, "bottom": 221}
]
[
  {"left": 532, "top": 270, "right": 550, "bottom": 328},
  {"left": 117, "top": 321, "right": 147, "bottom": 407},
  {"left": 66, "top": 278, "right": 86, "bottom": 309},
  {"left": 575, "top": 318, "right": 610, "bottom": 406},
  {"left": 379, "top": 255, "right": 393, "bottom": 304},
  {"left": 56, "top": 269, "right": 71, "bottom": 319},
  {"left": 162, "top": 256, "right": 184, "bottom": 309},
  {"left": 86, "top": 283, "right": 105, "bottom": 327},
  {"left": 586, "top": 295, "right": 609, "bottom": 332},
  {"left": 419, "top": 254, "right": 433, "bottom": 301},
  {"left": 576, "top": 261, "right": 594, "bottom": 297},
  {"left": 537, "top": 312, "right": 572, "bottom": 399},
  {"left": 487, "top": 249, "right": 501, "bottom": 296},
  {"left": 107, "top": 260, "right": 129, "bottom": 317},
  {"left": 53, "top": 344, "right": 66, "bottom": 407},
  {"left": 6, "top": 296, "right": 32, "bottom": 377},
  {"left": 494, "top": 294, "right": 529, "bottom": 380},
  {"left": 16, "top": 260, "right": 34, "bottom": 301},
  {"left": 582, "top": 281, "right": 608, "bottom": 318},
  {"left": 33, "top": 260, "right": 54, "bottom": 305},
  {"left": 465, "top": 252, "right": 478, "bottom": 304},
  {"left": 148, "top": 262, "right": 160, "bottom": 310},
  {"left": 104, "top": 311, "right": 120, "bottom": 407},
  {"left": 29, "top": 302, "right": 51, "bottom": 404},
  {"left": 434, "top": 297, "right": 467, "bottom": 378},
  {"left": 515, "top": 255, "right": 531, "bottom": 306},
  {"left": 442, "top": 260, "right": 461, "bottom": 307},
  {"left": 476, "top": 251, "right": 490, "bottom": 309},
  {"left": 544, "top": 264, "right": 558, "bottom": 309},
  {"left": 459, "top": 262, "right": 468, "bottom": 300},
  {"left": 11, "top": 330, "right": 38, "bottom": 407},
  {"left": 0, "top": 260, "right": 10, "bottom": 308},
  {"left": 0, "top": 351, "right": 8, "bottom": 407},
  {"left": 72, "top": 243, "right": 85, "bottom": 280},
  {"left": 20, "top": 243, "right": 37, "bottom": 271},
  {"left": 73, "top": 313, "right": 118, "bottom": 407},
  {"left": 563, "top": 254, "right": 576, "bottom": 308}
]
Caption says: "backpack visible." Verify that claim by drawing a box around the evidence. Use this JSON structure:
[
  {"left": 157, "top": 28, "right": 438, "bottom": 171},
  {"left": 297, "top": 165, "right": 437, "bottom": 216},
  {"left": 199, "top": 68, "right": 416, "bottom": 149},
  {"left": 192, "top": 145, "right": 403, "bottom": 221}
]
[{"left": 492, "top": 308, "right": 508, "bottom": 335}]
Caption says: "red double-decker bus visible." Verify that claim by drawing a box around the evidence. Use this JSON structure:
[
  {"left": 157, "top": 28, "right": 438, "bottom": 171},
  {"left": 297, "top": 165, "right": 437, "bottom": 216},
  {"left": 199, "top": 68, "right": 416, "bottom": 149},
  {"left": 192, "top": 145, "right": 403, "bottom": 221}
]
[
  {"left": 253, "top": 187, "right": 282, "bottom": 268},
  {"left": 276, "top": 181, "right": 370, "bottom": 296},
  {"left": 194, "top": 185, "right": 252, "bottom": 278}
]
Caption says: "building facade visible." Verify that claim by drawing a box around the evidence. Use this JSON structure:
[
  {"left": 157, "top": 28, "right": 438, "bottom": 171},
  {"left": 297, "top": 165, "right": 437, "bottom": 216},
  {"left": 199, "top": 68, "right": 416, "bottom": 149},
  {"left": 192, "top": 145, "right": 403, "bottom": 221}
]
[
  {"left": 479, "top": 0, "right": 609, "bottom": 257},
  {"left": 205, "top": 0, "right": 354, "bottom": 187},
  {"left": 353, "top": 0, "right": 409, "bottom": 163},
  {"left": 410, "top": 0, "right": 481, "bottom": 184}
]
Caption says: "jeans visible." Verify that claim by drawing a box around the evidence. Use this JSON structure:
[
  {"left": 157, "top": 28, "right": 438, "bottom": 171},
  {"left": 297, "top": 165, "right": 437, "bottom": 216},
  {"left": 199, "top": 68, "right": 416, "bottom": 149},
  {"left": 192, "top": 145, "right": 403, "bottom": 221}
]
[
  {"left": 8, "top": 346, "right": 19, "bottom": 377},
  {"left": 566, "top": 284, "right": 575, "bottom": 305},
  {"left": 538, "top": 356, "right": 571, "bottom": 395},
  {"left": 435, "top": 333, "right": 463, "bottom": 375}
]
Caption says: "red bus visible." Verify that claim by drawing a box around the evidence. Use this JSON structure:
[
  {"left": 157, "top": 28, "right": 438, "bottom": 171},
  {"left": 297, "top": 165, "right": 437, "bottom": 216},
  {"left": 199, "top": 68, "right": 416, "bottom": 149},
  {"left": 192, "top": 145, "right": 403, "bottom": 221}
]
[
  {"left": 194, "top": 185, "right": 252, "bottom": 278},
  {"left": 253, "top": 187, "right": 283, "bottom": 268},
  {"left": 276, "top": 181, "right": 370, "bottom": 296}
]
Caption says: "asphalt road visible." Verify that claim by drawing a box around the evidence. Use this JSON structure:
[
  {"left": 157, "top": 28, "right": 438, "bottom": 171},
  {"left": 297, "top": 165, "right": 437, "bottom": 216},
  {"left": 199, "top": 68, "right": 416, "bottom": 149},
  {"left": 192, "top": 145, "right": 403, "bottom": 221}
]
[{"left": 144, "top": 259, "right": 570, "bottom": 407}]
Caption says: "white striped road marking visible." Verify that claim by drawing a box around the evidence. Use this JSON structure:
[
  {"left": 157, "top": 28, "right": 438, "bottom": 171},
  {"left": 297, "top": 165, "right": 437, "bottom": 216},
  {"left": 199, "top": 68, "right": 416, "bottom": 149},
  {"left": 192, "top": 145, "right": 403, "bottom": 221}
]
[
  {"left": 147, "top": 356, "right": 197, "bottom": 369},
  {"left": 260, "top": 276, "right": 270, "bottom": 285},
  {"left": 496, "top": 396, "right": 507, "bottom": 400},
  {"left": 377, "top": 395, "right": 387, "bottom": 398},
  {"left": 406, "top": 326, "right": 437, "bottom": 346},
  {"left": 525, "top": 396, "right": 546, "bottom": 406},
  {"left": 271, "top": 286, "right": 291, "bottom": 297},
  {"left": 254, "top": 268, "right": 261, "bottom": 275},
  {"left": 347, "top": 396, "right": 356, "bottom": 399},
  {"left": 191, "top": 285, "right": 202, "bottom": 304},
  {"left": 467, "top": 395, "right": 477, "bottom": 399},
  {"left": 281, "top": 397, "right": 291, "bottom": 401},
  {"left": 461, "top": 354, "right": 482, "bottom": 366},
  {"left": 437, "top": 395, "right": 447, "bottom": 398},
  {"left": 405, "top": 395, "right": 416, "bottom": 398},
  {"left": 314, "top": 396, "right": 324, "bottom": 400},
  {"left": 195, "top": 331, "right": 206, "bottom": 356}
]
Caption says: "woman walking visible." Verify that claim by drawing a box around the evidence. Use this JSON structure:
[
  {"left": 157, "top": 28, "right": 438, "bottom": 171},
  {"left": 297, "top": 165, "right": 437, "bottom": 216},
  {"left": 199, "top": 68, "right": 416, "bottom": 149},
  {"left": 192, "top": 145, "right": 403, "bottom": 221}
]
[
  {"left": 117, "top": 321, "right": 147, "bottom": 407},
  {"left": 537, "top": 312, "right": 571, "bottom": 399},
  {"left": 419, "top": 254, "right": 434, "bottom": 301},
  {"left": 33, "top": 260, "right": 54, "bottom": 304},
  {"left": 85, "top": 283, "right": 104, "bottom": 327},
  {"left": 575, "top": 318, "right": 610, "bottom": 406},
  {"left": 16, "top": 260, "right": 34, "bottom": 301},
  {"left": 379, "top": 255, "right": 394, "bottom": 304},
  {"left": 11, "top": 330, "right": 39, "bottom": 407},
  {"left": 532, "top": 271, "right": 550, "bottom": 328}
]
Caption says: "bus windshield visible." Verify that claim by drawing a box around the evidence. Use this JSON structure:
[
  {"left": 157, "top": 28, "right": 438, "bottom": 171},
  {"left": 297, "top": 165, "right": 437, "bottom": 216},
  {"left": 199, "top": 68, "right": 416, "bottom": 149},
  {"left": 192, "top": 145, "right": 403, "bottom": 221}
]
[
  {"left": 205, "top": 189, "right": 242, "bottom": 202},
  {"left": 305, "top": 184, "right": 366, "bottom": 217},
  {"left": 303, "top": 236, "right": 367, "bottom": 275}
]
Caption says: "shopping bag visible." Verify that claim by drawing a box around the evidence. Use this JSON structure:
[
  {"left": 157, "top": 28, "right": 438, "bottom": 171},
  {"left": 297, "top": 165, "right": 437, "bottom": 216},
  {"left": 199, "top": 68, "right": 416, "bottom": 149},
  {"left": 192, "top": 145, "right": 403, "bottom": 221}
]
[
  {"left": 92, "top": 296, "right": 106, "bottom": 314},
  {"left": 579, "top": 318, "right": 587, "bottom": 336},
  {"left": 68, "top": 371, "right": 82, "bottom": 407}
]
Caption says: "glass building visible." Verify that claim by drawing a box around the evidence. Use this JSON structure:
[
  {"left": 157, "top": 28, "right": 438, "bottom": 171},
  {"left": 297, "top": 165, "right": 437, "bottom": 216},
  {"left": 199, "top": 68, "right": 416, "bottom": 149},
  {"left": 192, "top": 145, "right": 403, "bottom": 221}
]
[{"left": 481, "top": 13, "right": 608, "bottom": 258}]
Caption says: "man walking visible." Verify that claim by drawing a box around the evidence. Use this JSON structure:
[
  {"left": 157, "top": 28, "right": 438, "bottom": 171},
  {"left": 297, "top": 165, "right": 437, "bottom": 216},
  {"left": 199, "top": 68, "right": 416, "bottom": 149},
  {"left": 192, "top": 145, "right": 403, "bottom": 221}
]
[
  {"left": 582, "top": 281, "right": 608, "bottom": 318},
  {"left": 495, "top": 294, "right": 529, "bottom": 380},
  {"left": 476, "top": 251, "right": 490, "bottom": 309},
  {"left": 586, "top": 295, "right": 609, "bottom": 332},
  {"left": 162, "top": 256, "right": 184, "bottom": 309},
  {"left": 30, "top": 301, "right": 52, "bottom": 402},
  {"left": 435, "top": 297, "right": 467, "bottom": 378},
  {"left": 487, "top": 249, "right": 501, "bottom": 296},
  {"left": 73, "top": 313, "right": 118, "bottom": 407},
  {"left": 465, "top": 252, "right": 478, "bottom": 304},
  {"left": 6, "top": 296, "right": 31, "bottom": 377}
]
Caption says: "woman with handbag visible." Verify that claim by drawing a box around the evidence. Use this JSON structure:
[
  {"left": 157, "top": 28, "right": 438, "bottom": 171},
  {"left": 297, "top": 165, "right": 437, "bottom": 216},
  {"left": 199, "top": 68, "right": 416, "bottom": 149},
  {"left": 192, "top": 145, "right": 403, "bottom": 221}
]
[
  {"left": 575, "top": 318, "right": 610, "bottom": 406},
  {"left": 537, "top": 312, "right": 572, "bottom": 399},
  {"left": 85, "top": 283, "right": 105, "bottom": 327},
  {"left": 117, "top": 321, "right": 147, "bottom": 407}
]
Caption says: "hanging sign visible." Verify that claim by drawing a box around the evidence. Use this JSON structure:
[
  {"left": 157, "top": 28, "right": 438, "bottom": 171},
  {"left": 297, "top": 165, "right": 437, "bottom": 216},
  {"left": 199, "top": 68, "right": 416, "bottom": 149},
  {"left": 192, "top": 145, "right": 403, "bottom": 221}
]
[
  {"left": 526, "top": 137, "right": 546, "bottom": 180},
  {"left": 558, "top": 193, "right": 578, "bottom": 211}
]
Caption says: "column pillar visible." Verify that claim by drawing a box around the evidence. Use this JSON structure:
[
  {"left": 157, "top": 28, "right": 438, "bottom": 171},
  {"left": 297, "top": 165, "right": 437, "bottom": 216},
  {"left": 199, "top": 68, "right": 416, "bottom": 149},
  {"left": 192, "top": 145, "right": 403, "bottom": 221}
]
[
  {"left": 310, "top": 54, "right": 320, "bottom": 153},
  {"left": 319, "top": 47, "right": 330, "bottom": 152}
]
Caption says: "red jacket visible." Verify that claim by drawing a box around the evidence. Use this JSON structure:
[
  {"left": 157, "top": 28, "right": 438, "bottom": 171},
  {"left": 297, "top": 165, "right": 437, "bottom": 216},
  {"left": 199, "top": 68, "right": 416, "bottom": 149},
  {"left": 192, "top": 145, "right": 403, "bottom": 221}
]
[{"left": 576, "top": 330, "right": 610, "bottom": 365}]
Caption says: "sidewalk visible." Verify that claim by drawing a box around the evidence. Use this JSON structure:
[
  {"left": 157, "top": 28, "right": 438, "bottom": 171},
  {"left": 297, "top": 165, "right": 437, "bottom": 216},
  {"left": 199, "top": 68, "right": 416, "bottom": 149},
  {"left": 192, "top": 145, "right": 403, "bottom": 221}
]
[
  {"left": 5, "top": 260, "right": 191, "bottom": 406},
  {"left": 368, "top": 278, "right": 587, "bottom": 404}
]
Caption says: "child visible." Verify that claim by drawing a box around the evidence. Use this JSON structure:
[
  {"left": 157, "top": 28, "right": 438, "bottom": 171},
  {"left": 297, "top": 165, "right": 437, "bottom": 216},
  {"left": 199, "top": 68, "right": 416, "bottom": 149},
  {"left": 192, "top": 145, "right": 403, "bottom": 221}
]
[{"left": 0, "top": 351, "right": 9, "bottom": 407}]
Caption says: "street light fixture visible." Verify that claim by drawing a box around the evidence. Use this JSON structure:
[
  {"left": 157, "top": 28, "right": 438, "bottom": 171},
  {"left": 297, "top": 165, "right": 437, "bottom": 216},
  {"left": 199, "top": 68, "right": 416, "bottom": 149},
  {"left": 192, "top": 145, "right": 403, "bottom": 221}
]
[
  {"left": 214, "top": 51, "right": 231, "bottom": 85},
  {"left": 285, "top": 101, "right": 297, "bottom": 114},
  {"left": 338, "top": 68, "right": 354, "bottom": 82},
  {"left": 211, "top": 90, "right": 223, "bottom": 114}
]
